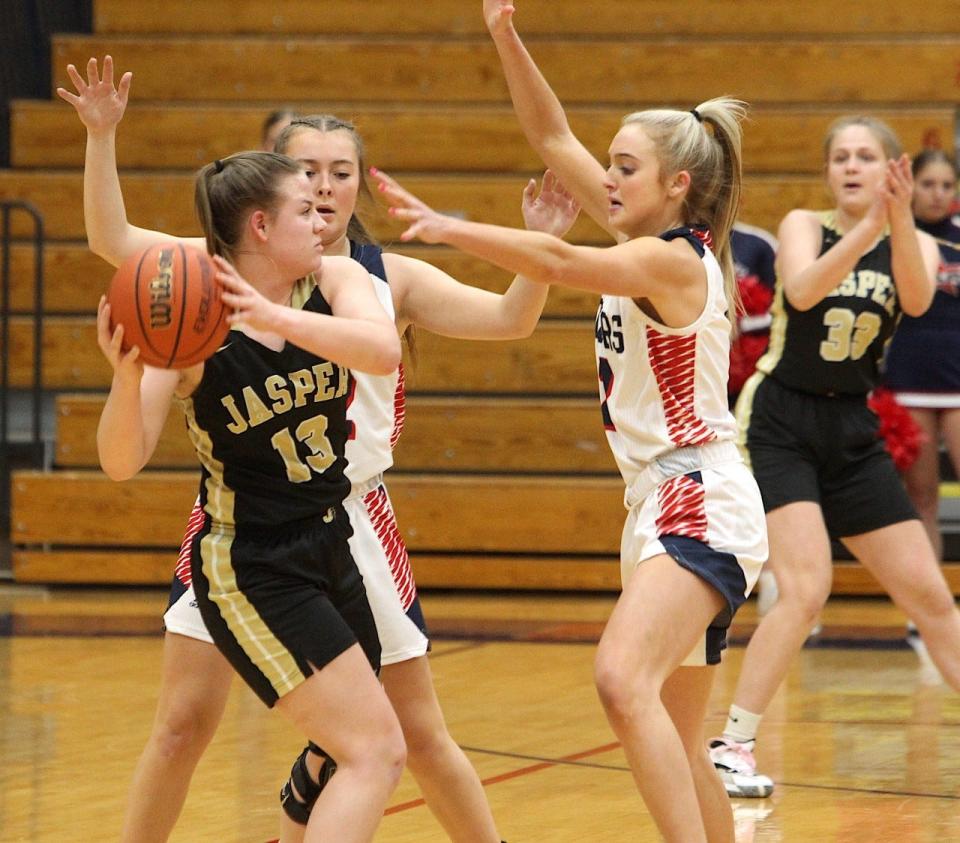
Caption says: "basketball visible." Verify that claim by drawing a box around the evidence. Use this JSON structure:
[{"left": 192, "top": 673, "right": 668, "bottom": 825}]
[{"left": 106, "top": 243, "right": 229, "bottom": 369}]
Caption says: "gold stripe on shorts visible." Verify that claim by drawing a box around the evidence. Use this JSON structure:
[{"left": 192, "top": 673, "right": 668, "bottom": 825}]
[
  {"left": 734, "top": 369, "right": 766, "bottom": 470},
  {"left": 200, "top": 529, "right": 304, "bottom": 698}
]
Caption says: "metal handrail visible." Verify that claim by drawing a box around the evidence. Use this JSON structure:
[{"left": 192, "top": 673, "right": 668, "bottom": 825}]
[
  {"left": 1, "top": 201, "right": 46, "bottom": 572},
  {"left": 1, "top": 200, "right": 44, "bottom": 448}
]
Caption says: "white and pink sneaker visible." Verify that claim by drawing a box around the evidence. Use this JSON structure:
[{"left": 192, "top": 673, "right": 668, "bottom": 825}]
[{"left": 708, "top": 737, "right": 774, "bottom": 798}]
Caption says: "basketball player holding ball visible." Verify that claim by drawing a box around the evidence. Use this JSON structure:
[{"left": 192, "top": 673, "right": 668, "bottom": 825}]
[{"left": 96, "top": 149, "right": 406, "bottom": 843}]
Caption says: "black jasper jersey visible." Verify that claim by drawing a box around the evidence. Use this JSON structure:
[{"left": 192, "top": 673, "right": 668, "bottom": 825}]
[
  {"left": 757, "top": 212, "right": 899, "bottom": 396},
  {"left": 181, "top": 277, "right": 351, "bottom": 528}
]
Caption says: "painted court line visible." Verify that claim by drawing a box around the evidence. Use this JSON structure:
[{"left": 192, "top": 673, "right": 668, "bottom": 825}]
[{"left": 384, "top": 740, "right": 623, "bottom": 816}]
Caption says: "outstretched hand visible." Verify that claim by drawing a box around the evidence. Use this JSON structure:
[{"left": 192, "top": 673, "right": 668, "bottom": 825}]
[
  {"left": 97, "top": 295, "right": 143, "bottom": 380},
  {"left": 521, "top": 169, "right": 580, "bottom": 238},
  {"left": 56, "top": 55, "right": 131, "bottom": 134},
  {"left": 483, "top": 0, "right": 516, "bottom": 33},
  {"left": 371, "top": 168, "right": 452, "bottom": 244}
]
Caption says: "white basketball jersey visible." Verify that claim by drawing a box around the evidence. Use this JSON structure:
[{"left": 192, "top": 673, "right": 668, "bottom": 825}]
[
  {"left": 595, "top": 230, "right": 737, "bottom": 488},
  {"left": 345, "top": 271, "right": 405, "bottom": 489}
]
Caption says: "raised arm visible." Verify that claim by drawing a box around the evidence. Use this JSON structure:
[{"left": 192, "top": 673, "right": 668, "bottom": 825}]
[
  {"left": 373, "top": 170, "right": 704, "bottom": 317},
  {"left": 95, "top": 296, "right": 183, "bottom": 480},
  {"left": 886, "top": 155, "right": 938, "bottom": 316},
  {"left": 57, "top": 56, "right": 205, "bottom": 266},
  {"left": 777, "top": 203, "right": 888, "bottom": 312},
  {"left": 484, "top": 1, "right": 612, "bottom": 235},
  {"left": 385, "top": 169, "right": 580, "bottom": 339},
  {"left": 778, "top": 158, "right": 937, "bottom": 314},
  {"left": 214, "top": 255, "right": 401, "bottom": 375}
]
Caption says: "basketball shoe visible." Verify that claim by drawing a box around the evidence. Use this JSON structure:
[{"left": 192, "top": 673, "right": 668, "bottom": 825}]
[{"left": 708, "top": 737, "right": 774, "bottom": 798}]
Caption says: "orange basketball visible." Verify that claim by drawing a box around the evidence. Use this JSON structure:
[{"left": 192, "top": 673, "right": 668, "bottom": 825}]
[{"left": 107, "top": 243, "right": 229, "bottom": 369}]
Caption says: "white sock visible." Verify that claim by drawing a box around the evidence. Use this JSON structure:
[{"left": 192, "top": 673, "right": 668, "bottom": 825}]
[{"left": 723, "top": 704, "right": 762, "bottom": 744}]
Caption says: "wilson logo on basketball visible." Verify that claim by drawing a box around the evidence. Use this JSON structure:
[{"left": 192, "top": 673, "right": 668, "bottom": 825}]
[
  {"left": 192, "top": 258, "right": 213, "bottom": 333},
  {"left": 149, "top": 247, "right": 175, "bottom": 329}
]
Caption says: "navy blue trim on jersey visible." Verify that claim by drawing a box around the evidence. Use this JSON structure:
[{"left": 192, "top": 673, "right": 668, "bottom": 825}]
[
  {"left": 660, "top": 226, "right": 709, "bottom": 257},
  {"left": 350, "top": 241, "right": 387, "bottom": 282}
]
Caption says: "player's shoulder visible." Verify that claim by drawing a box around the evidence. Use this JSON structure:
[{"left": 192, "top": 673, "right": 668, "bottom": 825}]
[
  {"left": 778, "top": 208, "right": 825, "bottom": 238},
  {"left": 322, "top": 254, "right": 373, "bottom": 285}
]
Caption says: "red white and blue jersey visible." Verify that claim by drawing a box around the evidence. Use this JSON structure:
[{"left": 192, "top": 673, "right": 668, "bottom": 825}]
[
  {"left": 883, "top": 216, "right": 960, "bottom": 403},
  {"left": 728, "top": 222, "right": 778, "bottom": 400},
  {"left": 345, "top": 242, "right": 406, "bottom": 490},
  {"left": 595, "top": 227, "right": 737, "bottom": 489}
]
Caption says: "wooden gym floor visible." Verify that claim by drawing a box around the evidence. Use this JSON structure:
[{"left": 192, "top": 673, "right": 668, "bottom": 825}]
[{"left": 1, "top": 586, "right": 958, "bottom": 842}]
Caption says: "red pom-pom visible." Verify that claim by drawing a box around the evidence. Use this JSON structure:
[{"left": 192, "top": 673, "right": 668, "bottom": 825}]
[
  {"left": 867, "top": 387, "right": 927, "bottom": 471},
  {"left": 738, "top": 274, "right": 774, "bottom": 316}
]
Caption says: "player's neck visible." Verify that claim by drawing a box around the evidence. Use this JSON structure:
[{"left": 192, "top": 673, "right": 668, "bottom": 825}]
[
  {"left": 234, "top": 254, "right": 295, "bottom": 305},
  {"left": 833, "top": 205, "right": 869, "bottom": 234},
  {"left": 323, "top": 232, "right": 351, "bottom": 258}
]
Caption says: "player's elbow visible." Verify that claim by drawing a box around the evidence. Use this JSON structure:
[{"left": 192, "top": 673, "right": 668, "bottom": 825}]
[
  {"left": 97, "top": 442, "right": 144, "bottom": 482},
  {"left": 99, "top": 459, "right": 139, "bottom": 482},
  {"left": 900, "top": 287, "right": 935, "bottom": 318},
  {"left": 366, "top": 331, "right": 402, "bottom": 375},
  {"left": 782, "top": 285, "right": 814, "bottom": 312},
  {"left": 87, "top": 233, "right": 124, "bottom": 269},
  {"left": 503, "top": 312, "right": 541, "bottom": 340}
]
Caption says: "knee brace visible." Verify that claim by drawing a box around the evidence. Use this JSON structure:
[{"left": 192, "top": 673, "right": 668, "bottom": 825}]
[{"left": 279, "top": 742, "right": 338, "bottom": 824}]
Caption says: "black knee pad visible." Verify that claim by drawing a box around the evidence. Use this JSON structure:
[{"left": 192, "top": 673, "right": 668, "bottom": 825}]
[{"left": 279, "top": 743, "right": 338, "bottom": 825}]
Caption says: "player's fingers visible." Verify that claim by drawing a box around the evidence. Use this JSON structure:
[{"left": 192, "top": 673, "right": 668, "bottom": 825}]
[
  {"left": 370, "top": 167, "right": 409, "bottom": 201},
  {"left": 108, "top": 323, "right": 126, "bottom": 357},
  {"left": 375, "top": 177, "right": 404, "bottom": 199},
  {"left": 522, "top": 178, "right": 537, "bottom": 202},
  {"left": 117, "top": 72, "right": 133, "bottom": 101},
  {"left": 55, "top": 87, "right": 80, "bottom": 107},
  {"left": 400, "top": 224, "right": 419, "bottom": 242},
  {"left": 65, "top": 63, "right": 85, "bottom": 92},
  {"left": 388, "top": 207, "right": 421, "bottom": 222},
  {"left": 211, "top": 255, "right": 241, "bottom": 284}
]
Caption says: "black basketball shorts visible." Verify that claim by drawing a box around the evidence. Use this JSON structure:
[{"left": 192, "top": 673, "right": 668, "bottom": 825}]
[
  {"left": 190, "top": 506, "right": 381, "bottom": 707},
  {"left": 737, "top": 375, "right": 917, "bottom": 538}
]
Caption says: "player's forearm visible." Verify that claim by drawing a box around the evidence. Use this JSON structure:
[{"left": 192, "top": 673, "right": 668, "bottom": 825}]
[
  {"left": 492, "top": 275, "right": 551, "bottom": 338},
  {"left": 783, "top": 221, "right": 883, "bottom": 311},
  {"left": 84, "top": 128, "right": 133, "bottom": 266},
  {"left": 889, "top": 218, "right": 935, "bottom": 316},
  {"left": 436, "top": 216, "right": 573, "bottom": 289},
  {"left": 276, "top": 310, "right": 402, "bottom": 376},
  {"left": 489, "top": 26, "right": 573, "bottom": 158},
  {"left": 97, "top": 378, "right": 151, "bottom": 480}
]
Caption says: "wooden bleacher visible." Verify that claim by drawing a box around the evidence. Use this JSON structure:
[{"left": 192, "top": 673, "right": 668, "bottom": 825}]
[
  {"left": 89, "top": 0, "right": 960, "bottom": 37},
  {"left": 45, "top": 36, "right": 960, "bottom": 107},
  {"left": 5, "top": 1, "right": 960, "bottom": 594},
  {"left": 12, "top": 102, "right": 954, "bottom": 174},
  {"left": 0, "top": 170, "right": 832, "bottom": 241}
]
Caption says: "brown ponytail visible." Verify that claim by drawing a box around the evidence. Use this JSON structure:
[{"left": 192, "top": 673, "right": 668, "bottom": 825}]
[{"left": 194, "top": 151, "right": 302, "bottom": 262}]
